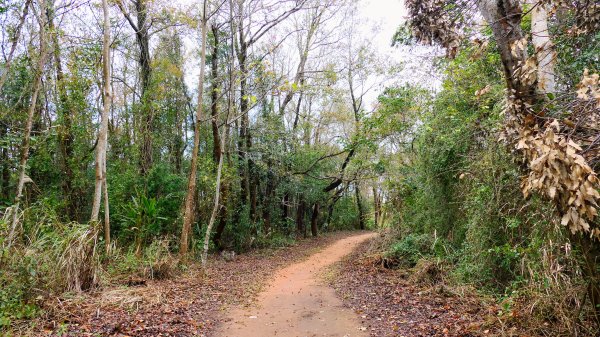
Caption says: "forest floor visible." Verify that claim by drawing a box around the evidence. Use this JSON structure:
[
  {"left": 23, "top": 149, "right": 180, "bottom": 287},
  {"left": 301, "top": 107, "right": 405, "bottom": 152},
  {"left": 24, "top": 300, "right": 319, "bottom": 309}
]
[
  {"left": 30, "top": 231, "right": 495, "bottom": 337},
  {"left": 32, "top": 231, "right": 359, "bottom": 336},
  {"left": 329, "top": 237, "right": 495, "bottom": 337}
]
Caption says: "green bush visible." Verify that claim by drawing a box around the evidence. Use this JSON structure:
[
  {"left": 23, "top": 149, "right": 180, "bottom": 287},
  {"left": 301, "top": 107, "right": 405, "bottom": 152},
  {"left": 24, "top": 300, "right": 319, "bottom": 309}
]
[
  {"left": 385, "top": 233, "right": 442, "bottom": 267},
  {"left": 253, "top": 232, "right": 296, "bottom": 249},
  {"left": 107, "top": 238, "right": 178, "bottom": 281}
]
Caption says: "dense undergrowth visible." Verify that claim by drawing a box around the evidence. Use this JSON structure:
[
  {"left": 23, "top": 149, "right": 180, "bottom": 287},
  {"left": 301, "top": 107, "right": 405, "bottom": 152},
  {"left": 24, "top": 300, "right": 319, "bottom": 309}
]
[
  {"left": 0, "top": 196, "right": 360, "bottom": 331},
  {"left": 379, "top": 29, "right": 600, "bottom": 336}
]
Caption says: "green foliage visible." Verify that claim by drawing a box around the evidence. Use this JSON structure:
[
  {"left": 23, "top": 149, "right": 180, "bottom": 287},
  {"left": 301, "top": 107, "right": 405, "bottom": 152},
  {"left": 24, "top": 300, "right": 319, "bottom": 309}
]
[
  {"left": 385, "top": 233, "right": 443, "bottom": 267},
  {"left": 107, "top": 239, "right": 178, "bottom": 281},
  {"left": 329, "top": 196, "right": 359, "bottom": 230},
  {"left": 253, "top": 232, "right": 296, "bottom": 249},
  {"left": 381, "top": 39, "right": 559, "bottom": 293},
  {"left": 0, "top": 280, "right": 38, "bottom": 327}
]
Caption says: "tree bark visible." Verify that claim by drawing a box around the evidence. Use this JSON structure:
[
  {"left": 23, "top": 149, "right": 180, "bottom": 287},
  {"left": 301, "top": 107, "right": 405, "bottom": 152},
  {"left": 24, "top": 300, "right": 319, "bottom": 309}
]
[
  {"left": 117, "top": 0, "right": 153, "bottom": 175},
  {"left": 477, "top": 0, "right": 534, "bottom": 102},
  {"left": 180, "top": 2, "right": 209, "bottom": 256},
  {"left": 202, "top": 92, "right": 228, "bottom": 268},
  {"left": 310, "top": 202, "right": 319, "bottom": 237},
  {"left": 355, "top": 183, "right": 365, "bottom": 230},
  {"left": 373, "top": 186, "right": 380, "bottom": 227},
  {"left": 210, "top": 23, "right": 221, "bottom": 164},
  {"left": 49, "top": 1, "right": 78, "bottom": 221},
  {"left": 296, "top": 198, "right": 306, "bottom": 238},
  {"left": 0, "top": 125, "right": 9, "bottom": 201},
  {"left": 529, "top": 0, "right": 556, "bottom": 94}
]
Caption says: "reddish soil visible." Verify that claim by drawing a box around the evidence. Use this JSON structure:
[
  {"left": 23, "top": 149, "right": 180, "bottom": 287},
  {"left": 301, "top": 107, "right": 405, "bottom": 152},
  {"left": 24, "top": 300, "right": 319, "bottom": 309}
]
[
  {"left": 215, "top": 232, "right": 376, "bottom": 337},
  {"left": 35, "top": 231, "right": 362, "bottom": 337}
]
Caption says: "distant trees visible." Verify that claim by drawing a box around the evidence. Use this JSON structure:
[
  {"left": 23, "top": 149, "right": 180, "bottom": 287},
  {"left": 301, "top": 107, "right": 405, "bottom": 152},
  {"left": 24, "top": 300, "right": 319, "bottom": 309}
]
[{"left": 1, "top": 0, "right": 384, "bottom": 257}]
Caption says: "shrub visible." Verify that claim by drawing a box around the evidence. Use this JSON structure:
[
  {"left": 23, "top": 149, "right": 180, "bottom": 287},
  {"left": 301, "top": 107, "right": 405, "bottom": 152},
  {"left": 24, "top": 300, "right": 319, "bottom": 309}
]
[
  {"left": 107, "top": 238, "right": 179, "bottom": 282},
  {"left": 385, "top": 233, "right": 442, "bottom": 268}
]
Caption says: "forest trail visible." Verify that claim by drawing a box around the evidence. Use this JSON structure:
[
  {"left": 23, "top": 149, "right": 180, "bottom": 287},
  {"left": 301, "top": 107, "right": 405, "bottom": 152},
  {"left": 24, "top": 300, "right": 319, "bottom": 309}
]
[{"left": 215, "top": 232, "right": 377, "bottom": 337}]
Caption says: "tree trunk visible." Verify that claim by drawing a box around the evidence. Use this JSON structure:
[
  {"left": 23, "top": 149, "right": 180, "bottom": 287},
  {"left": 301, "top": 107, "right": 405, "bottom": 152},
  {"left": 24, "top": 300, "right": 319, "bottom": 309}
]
[
  {"left": 282, "top": 192, "right": 290, "bottom": 224},
  {"left": 477, "top": 0, "right": 534, "bottom": 102},
  {"left": 49, "top": 2, "right": 77, "bottom": 221},
  {"left": 296, "top": 198, "right": 306, "bottom": 238},
  {"left": 262, "top": 169, "right": 274, "bottom": 234},
  {"left": 8, "top": 0, "right": 48, "bottom": 247},
  {"left": 529, "top": 0, "right": 556, "bottom": 94},
  {"left": 237, "top": 42, "right": 250, "bottom": 215},
  {"left": 202, "top": 100, "right": 228, "bottom": 268},
  {"left": 0, "top": 125, "right": 9, "bottom": 201},
  {"left": 212, "top": 182, "right": 229, "bottom": 250},
  {"left": 355, "top": 183, "right": 365, "bottom": 230},
  {"left": 118, "top": 0, "right": 153, "bottom": 175},
  {"left": 91, "top": 0, "right": 112, "bottom": 255},
  {"left": 210, "top": 23, "right": 221, "bottom": 164},
  {"left": 310, "top": 202, "right": 319, "bottom": 237},
  {"left": 102, "top": 158, "right": 110, "bottom": 253},
  {"left": 180, "top": 5, "right": 208, "bottom": 256},
  {"left": 137, "top": 0, "right": 153, "bottom": 176},
  {"left": 373, "top": 186, "right": 380, "bottom": 227}
]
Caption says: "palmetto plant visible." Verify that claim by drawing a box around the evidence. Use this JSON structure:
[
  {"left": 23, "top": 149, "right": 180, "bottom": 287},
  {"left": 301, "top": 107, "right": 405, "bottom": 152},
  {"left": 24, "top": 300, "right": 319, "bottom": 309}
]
[{"left": 121, "top": 191, "right": 166, "bottom": 256}]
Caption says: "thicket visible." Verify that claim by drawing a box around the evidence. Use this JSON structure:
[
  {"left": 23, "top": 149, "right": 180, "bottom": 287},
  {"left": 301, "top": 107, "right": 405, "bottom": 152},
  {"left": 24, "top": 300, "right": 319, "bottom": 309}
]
[
  {"left": 0, "top": 0, "right": 376, "bottom": 330},
  {"left": 382, "top": 18, "right": 600, "bottom": 334}
]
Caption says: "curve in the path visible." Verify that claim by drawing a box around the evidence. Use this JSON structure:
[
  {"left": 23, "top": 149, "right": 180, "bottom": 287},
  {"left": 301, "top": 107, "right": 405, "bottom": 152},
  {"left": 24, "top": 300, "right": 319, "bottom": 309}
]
[{"left": 214, "top": 232, "right": 377, "bottom": 337}]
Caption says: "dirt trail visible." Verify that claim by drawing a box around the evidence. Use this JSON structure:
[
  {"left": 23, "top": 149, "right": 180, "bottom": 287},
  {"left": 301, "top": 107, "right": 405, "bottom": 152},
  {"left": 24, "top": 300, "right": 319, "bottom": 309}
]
[{"left": 215, "top": 232, "right": 377, "bottom": 337}]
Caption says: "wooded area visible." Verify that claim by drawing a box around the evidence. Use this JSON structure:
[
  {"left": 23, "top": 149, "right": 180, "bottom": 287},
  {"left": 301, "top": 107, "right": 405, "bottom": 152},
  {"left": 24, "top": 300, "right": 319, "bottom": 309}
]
[{"left": 0, "top": 0, "right": 599, "bottom": 335}]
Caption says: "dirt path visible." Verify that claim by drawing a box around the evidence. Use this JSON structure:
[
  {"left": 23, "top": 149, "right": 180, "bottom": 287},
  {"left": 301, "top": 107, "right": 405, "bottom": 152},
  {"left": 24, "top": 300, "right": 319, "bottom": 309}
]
[{"left": 215, "top": 232, "right": 377, "bottom": 337}]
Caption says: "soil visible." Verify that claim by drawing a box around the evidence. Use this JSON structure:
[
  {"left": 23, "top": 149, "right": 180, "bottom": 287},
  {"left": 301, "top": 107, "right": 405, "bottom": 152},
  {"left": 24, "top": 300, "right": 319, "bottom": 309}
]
[
  {"left": 214, "top": 232, "right": 376, "bottom": 337},
  {"left": 35, "top": 231, "right": 363, "bottom": 337},
  {"left": 35, "top": 231, "right": 492, "bottom": 337}
]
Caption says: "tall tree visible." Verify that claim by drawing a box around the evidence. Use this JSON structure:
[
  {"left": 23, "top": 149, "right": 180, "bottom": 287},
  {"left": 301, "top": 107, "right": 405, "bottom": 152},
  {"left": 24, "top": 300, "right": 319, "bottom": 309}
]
[
  {"left": 180, "top": 0, "right": 210, "bottom": 256},
  {"left": 233, "top": 0, "right": 307, "bottom": 222},
  {"left": 91, "top": 0, "right": 112, "bottom": 254},
  {"left": 117, "top": 0, "right": 154, "bottom": 176},
  {"left": 0, "top": 0, "right": 31, "bottom": 93}
]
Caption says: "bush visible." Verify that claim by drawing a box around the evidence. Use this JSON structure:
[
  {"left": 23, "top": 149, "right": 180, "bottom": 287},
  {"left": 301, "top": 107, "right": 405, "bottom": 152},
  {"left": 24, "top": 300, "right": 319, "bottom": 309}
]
[
  {"left": 0, "top": 206, "right": 100, "bottom": 329},
  {"left": 253, "top": 232, "right": 296, "bottom": 249},
  {"left": 107, "top": 238, "right": 179, "bottom": 282},
  {"left": 385, "top": 233, "right": 443, "bottom": 268}
]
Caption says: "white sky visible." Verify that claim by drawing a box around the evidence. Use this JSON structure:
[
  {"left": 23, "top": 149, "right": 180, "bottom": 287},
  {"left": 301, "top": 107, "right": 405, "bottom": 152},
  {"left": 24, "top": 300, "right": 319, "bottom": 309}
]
[
  {"left": 354, "top": 0, "right": 441, "bottom": 106},
  {"left": 358, "top": 0, "right": 407, "bottom": 54}
]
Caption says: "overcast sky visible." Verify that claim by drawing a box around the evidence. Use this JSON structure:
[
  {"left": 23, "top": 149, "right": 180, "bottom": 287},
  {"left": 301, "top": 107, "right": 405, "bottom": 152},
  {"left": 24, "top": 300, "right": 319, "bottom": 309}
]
[
  {"left": 358, "top": 0, "right": 407, "bottom": 54},
  {"left": 355, "top": 0, "right": 442, "bottom": 107}
]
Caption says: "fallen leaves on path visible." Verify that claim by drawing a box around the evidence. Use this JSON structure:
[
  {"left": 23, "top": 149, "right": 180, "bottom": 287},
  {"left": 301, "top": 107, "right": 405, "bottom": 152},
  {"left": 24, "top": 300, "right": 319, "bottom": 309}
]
[
  {"left": 36, "top": 232, "right": 353, "bottom": 337},
  {"left": 329, "top": 238, "right": 493, "bottom": 337}
]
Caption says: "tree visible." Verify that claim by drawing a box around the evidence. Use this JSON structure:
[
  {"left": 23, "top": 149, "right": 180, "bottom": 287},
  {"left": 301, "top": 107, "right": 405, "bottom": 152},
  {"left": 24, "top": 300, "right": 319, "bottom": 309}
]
[
  {"left": 117, "top": 0, "right": 154, "bottom": 176},
  {"left": 180, "top": 0, "right": 210, "bottom": 256},
  {"left": 0, "top": 0, "right": 30, "bottom": 93},
  {"left": 405, "top": 0, "right": 600, "bottom": 320},
  {"left": 91, "top": 0, "right": 113, "bottom": 254}
]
